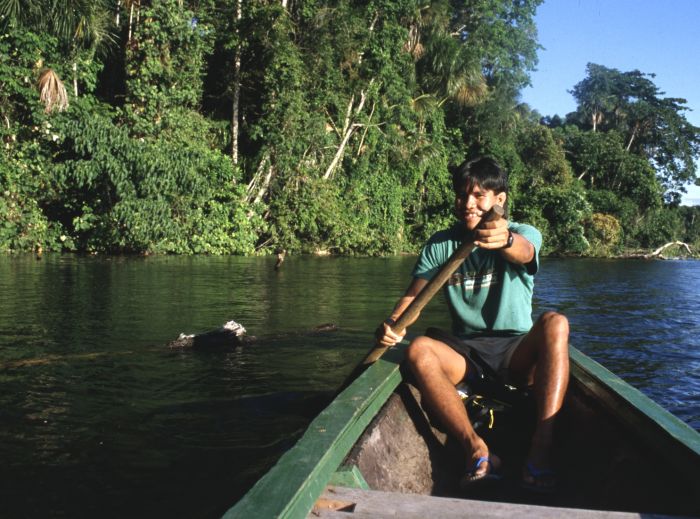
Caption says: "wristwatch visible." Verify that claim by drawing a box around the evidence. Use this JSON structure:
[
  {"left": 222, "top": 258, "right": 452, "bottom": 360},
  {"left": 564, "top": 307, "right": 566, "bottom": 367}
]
[{"left": 502, "top": 230, "right": 514, "bottom": 249}]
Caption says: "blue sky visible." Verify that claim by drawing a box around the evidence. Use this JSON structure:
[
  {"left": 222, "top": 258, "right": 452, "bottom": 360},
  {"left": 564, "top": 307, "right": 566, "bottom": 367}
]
[{"left": 520, "top": 0, "right": 700, "bottom": 205}]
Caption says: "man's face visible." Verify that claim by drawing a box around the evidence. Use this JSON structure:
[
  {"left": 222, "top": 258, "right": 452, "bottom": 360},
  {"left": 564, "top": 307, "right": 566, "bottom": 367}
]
[{"left": 455, "top": 183, "right": 507, "bottom": 230}]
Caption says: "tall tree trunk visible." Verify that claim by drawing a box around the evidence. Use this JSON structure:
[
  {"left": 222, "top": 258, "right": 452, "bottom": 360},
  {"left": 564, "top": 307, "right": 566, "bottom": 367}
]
[
  {"left": 626, "top": 123, "right": 638, "bottom": 152},
  {"left": 231, "top": 0, "right": 242, "bottom": 166},
  {"left": 72, "top": 62, "right": 78, "bottom": 97},
  {"left": 128, "top": 2, "right": 135, "bottom": 42}
]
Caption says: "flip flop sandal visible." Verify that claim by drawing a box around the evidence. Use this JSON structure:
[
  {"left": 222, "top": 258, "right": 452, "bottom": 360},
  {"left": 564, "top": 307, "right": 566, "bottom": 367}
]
[
  {"left": 460, "top": 456, "right": 502, "bottom": 488},
  {"left": 521, "top": 462, "right": 557, "bottom": 494}
]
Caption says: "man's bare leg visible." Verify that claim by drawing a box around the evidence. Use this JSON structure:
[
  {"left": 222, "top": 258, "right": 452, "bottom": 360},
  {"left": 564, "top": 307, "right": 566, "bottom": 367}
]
[
  {"left": 509, "top": 311, "right": 570, "bottom": 488},
  {"left": 406, "top": 336, "right": 497, "bottom": 478}
]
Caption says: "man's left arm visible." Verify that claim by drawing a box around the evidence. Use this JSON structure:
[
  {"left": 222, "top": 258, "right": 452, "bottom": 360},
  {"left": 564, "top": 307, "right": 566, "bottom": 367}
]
[{"left": 474, "top": 218, "right": 535, "bottom": 266}]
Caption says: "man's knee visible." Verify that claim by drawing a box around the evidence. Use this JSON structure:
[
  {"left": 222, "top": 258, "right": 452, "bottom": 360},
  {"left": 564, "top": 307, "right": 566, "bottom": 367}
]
[
  {"left": 407, "top": 336, "right": 467, "bottom": 385},
  {"left": 532, "top": 312, "right": 569, "bottom": 362},
  {"left": 405, "top": 336, "right": 435, "bottom": 370},
  {"left": 540, "top": 311, "right": 569, "bottom": 340}
]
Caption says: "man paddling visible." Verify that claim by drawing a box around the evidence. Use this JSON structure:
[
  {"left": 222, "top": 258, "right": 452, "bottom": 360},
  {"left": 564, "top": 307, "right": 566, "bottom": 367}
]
[{"left": 376, "top": 156, "right": 569, "bottom": 492}]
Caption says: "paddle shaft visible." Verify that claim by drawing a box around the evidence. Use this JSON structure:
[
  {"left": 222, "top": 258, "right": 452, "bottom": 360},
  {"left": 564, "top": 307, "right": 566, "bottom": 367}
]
[{"left": 362, "top": 205, "right": 505, "bottom": 365}]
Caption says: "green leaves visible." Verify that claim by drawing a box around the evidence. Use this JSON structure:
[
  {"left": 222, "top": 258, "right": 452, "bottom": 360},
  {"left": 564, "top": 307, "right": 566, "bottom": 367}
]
[
  {"left": 568, "top": 63, "right": 700, "bottom": 202},
  {"left": 39, "top": 95, "right": 257, "bottom": 254},
  {"left": 124, "top": 0, "right": 213, "bottom": 137},
  {"left": 2, "top": 0, "right": 695, "bottom": 257}
]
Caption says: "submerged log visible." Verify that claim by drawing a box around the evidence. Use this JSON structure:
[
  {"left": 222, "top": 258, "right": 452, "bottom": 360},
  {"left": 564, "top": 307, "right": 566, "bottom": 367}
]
[
  {"left": 168, "top": 320, "right": 253, "bottom": 349},
  {"left": 167, "top": 320, "right": 338, "bottom": 350}
]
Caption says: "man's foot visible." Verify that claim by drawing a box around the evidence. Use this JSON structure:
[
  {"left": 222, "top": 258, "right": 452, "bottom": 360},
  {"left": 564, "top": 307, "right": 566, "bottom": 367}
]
[
  {"left": 460, "top": 454, "right": 501, "bottom": 487},
  {"left": 522, "top": 432, "right": 556, "bottom": 492},
  {"left": 521, "top": 462, "right": 557, "bottom": 493}
]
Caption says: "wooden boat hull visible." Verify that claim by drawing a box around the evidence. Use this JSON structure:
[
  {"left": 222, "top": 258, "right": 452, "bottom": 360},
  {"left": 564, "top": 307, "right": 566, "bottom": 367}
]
[{"left": 223, "top": 343, "right": 700, "bottom": 518}]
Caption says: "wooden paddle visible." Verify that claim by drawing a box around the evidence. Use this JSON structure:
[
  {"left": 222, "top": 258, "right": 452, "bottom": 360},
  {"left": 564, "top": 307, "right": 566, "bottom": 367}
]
[{"left": 340, "top": 205, "right": 505, "bottom": 388}]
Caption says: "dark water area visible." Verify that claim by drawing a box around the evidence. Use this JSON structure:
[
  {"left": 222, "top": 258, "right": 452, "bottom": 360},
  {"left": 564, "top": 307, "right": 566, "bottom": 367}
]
[{"left": 0, "top": 254, "right": 698, "bottom": 517}]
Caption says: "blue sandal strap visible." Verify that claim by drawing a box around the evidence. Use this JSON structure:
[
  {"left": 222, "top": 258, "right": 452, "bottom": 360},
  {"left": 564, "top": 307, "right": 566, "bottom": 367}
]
[
  {"left": 466, "top": 456, "right": 490, "bottom": 475},
  {"left": 526, "top": 462, "right": 556, "bottom": 477},
  {"left": 474, "top": 456, "right": 489, "bottom": 468}
]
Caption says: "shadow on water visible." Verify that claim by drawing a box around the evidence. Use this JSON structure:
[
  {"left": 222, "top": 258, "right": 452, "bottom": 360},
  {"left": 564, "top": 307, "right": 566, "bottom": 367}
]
[
  {"left": 0, "top": 254, "right": 698, "bottom": 517},
  {"left": 1, "top": 327, "right": 351, "bottom": 518}
]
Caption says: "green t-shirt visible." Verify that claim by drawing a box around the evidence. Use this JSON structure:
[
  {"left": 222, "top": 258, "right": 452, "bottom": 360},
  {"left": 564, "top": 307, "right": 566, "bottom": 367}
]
[{"left": 412, "top": 222, "right": 541, "bottom": 338}]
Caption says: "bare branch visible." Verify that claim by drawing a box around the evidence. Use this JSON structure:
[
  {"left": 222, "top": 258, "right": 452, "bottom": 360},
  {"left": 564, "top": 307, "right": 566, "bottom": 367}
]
[
  {"left": 323, "top": 108, "right": 341, "bottom": 138},
  {"left": 356, "top": 101, "right": 375, "bottom": 157},
  {"left": 322, "top": 123, "right": 360, "bottom": 180},
  {"left": 246, "top": 153, "right": 270, "bottom": 202},
  {"left": 253, "top": 163, "right": 274, "bottom": 205},
  {"left": 645, "top": 241, "right": 693, "bottom": 259}
]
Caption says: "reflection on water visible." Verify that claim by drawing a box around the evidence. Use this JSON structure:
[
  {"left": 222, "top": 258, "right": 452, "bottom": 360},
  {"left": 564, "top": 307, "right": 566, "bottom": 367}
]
[
  {"left": 534, "top": 258, "right": 700, "bottom": 423},
  {"left": 0, "top": 254, "right": 698, "bottom": 517}
]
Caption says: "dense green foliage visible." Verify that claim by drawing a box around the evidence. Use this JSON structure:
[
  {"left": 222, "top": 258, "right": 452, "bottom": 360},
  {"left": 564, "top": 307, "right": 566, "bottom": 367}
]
[{"left": 1, "top": 1, "right": 699, "bottom": 256}]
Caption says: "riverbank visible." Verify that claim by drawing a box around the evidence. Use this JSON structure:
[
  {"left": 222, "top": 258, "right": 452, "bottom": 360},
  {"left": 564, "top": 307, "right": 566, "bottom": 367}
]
[{"left": 9, "top": 237, "right": 700, "bottom": 261}]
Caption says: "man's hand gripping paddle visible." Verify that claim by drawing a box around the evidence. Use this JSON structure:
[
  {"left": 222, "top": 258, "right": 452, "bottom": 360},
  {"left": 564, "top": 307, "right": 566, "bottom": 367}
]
[{"left": 340, "top": 205, "right": 505, "bottom": 389}]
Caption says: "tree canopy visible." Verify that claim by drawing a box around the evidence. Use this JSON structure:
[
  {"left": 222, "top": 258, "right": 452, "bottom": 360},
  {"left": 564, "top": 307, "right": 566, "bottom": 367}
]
[
  {"left": 1, "top": 2, "right": 698, "bottom": 257},
  {"left": 568, "top": 63, "right": 700, "bottom": 204}
]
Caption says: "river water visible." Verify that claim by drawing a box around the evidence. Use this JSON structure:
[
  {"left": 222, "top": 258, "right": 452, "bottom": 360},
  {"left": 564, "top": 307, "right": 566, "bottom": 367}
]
[{"left": 1, "top": 254, "right": 698, "bottom": 517}]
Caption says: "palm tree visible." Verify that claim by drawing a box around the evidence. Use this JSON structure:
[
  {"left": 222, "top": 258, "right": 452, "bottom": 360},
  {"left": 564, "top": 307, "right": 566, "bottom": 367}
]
[
  {"left": 38, "top": 68, "right": 69, "bottom": 113},
  {"left": 1, "top": 0, "right": 113, "bottom": 46},
  {"left": 411, "top": 5, "right": 489, "bottom": 109},
  {"left": 1, "top": 0, "right": 116, "bottom": 96}
]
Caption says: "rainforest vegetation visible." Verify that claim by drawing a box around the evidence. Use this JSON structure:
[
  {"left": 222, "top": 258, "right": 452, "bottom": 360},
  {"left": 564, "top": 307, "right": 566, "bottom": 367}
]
[{"left": 1, "top": 0, "right": 699, "bottom": 256}]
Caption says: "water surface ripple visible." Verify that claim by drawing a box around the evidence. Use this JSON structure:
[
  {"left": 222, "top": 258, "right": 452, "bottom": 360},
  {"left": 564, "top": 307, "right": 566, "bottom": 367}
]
[{"left": 0, "top": 254, "right": 698, "bottom": 517}]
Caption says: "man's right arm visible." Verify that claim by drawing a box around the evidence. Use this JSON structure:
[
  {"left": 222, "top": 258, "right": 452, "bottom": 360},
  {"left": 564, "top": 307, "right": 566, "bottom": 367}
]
[{"left": 376, "top": 277, "right": 428, "bottom": 347}]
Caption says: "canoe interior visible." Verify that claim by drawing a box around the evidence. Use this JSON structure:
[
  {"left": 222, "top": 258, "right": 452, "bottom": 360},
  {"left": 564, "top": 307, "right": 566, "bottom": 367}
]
[
  {"left": 344, "top": 369, "right": 700, "bottom": 517},
  {"left": 224, "top": 344, "right": 700, "bottom": 518}
]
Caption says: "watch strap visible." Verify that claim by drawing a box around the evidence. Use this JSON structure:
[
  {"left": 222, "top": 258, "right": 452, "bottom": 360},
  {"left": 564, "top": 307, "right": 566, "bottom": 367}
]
[{"left": 503, "top": 230, "right": 514, "bottom": 249}]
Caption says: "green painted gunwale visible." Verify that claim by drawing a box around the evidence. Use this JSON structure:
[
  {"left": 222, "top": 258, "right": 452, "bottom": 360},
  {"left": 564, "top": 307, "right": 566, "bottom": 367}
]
[
  {"left": 569, "top": 346, "right": 700, "bottom": 487},
  {"left": 222, "top": 343, "right": 700, "bottom": 518},
  {"left": 222, "top": 344, "right": 406, "bottom": 519}
]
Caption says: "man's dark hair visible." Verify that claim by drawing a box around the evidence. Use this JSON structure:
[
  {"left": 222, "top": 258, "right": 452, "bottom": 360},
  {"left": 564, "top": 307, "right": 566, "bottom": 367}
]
[{"left": 450, "top": 156, "right": 508, "bottom": 195}]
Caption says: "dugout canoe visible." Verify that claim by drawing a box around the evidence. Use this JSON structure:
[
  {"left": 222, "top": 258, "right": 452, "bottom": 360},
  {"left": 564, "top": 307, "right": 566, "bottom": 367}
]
[{"left": 223, "top": 342, "right": 700, "bottom": 518}]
